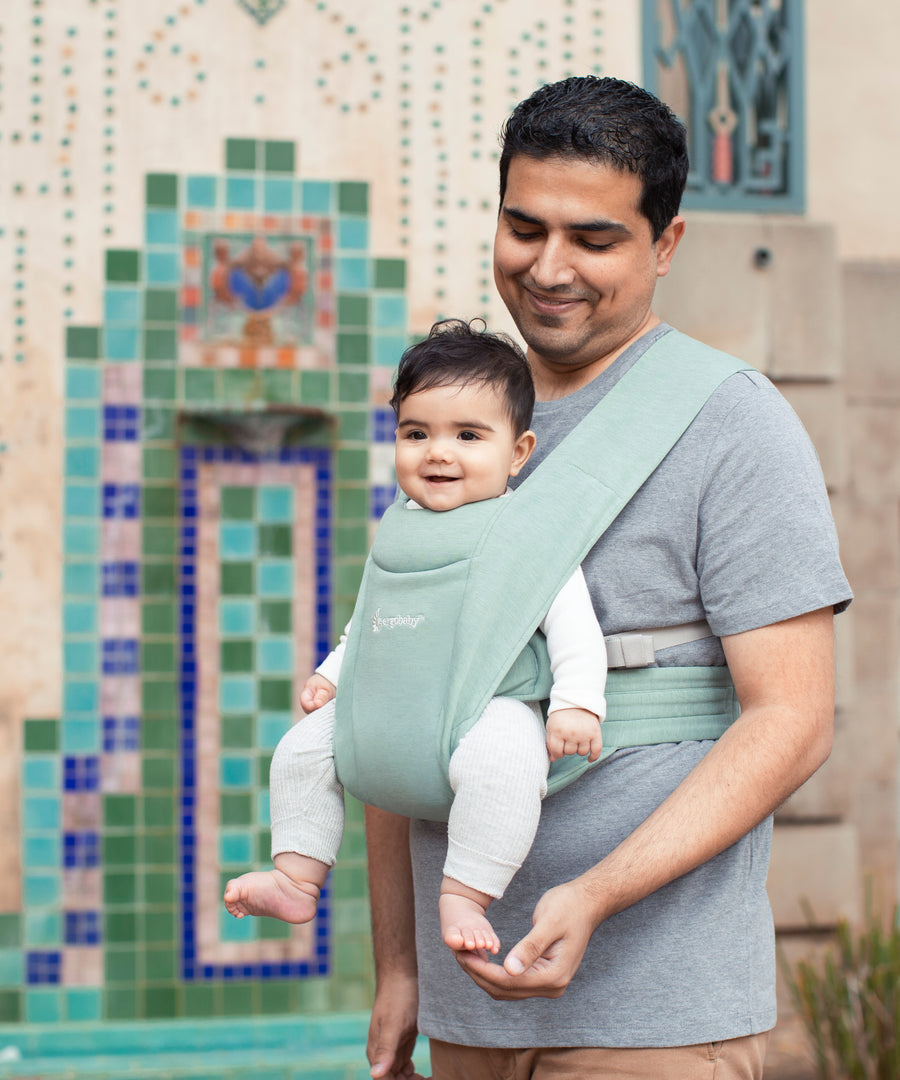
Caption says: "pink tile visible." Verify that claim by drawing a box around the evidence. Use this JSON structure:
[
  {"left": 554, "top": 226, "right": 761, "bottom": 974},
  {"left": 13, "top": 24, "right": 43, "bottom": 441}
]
[
  {"left": 100, "top": 753, "right": 141, "bottom": 793},
  {"left": 101, "top": 519, "right": 141, "bottom": 558},
  {"left": 62, "top": 793, "right": 101, "bottom": 831},
  {"left": 62, "top": 947, "right": 104, "bottom": 987},
  {"left": 62, "top": 869, "right": 102, "bottom": 909},
  {"left": 103, "top": 364, "right": 142, "bottom": 404},
  {"left": 100, "top": 598, "right": 140, "bottom": 638},
  {"left": 102, "top": 441, "right": 142, "bottom": 483},
  {"left": 100, "top": 676, "right": 140, "bottom": 715}
]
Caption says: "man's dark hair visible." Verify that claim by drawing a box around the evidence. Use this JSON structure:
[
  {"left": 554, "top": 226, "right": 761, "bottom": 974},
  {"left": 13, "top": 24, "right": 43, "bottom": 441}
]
[
  {"left": 390, "top": 319, "right": 534, "bottom": 436},
  {"left": 498, "top": 76, "right": 689, "bottom": 242}
]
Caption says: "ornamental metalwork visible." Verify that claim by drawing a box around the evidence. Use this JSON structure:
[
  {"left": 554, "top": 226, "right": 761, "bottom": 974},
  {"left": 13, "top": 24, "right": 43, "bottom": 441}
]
[{"left": 642, "top": 0, "right": 804, "bottom": 212}]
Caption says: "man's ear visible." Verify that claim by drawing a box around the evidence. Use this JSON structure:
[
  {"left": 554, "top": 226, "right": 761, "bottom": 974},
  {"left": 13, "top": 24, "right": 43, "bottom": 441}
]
[
  {"left": 655, "top": 215, "right": 686, "bottom": 278},
  {"left": 509, "top": 429, "right": 537, "bottom": 476}
]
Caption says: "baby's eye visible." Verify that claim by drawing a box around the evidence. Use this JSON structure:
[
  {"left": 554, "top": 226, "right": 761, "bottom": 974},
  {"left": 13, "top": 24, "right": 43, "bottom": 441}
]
[
  {"left": 404, "top": 429, "right": 427, "bottom": 440},
  {"left": 458, "top": 431, "right": 480, "bottom": 442}
]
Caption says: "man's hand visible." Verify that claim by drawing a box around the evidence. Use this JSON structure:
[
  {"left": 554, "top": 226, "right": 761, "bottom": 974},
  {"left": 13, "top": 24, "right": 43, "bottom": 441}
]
[
  {"left": 367, "top": 970, "right": 424, "bottom": 1078},
  {"left": 299, "top": 673, "right": 336, "bottom": 714},
  {"left": 545, "top": 707, "right": 602, "bottom": 762},
  {"left": 455, "top": 878, "right": 598, "bottom": 1000}
]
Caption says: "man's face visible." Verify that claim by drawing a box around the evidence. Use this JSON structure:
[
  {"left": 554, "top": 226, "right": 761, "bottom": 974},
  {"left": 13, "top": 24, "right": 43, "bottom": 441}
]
[{"left": 493, "top": 155, "right": 683, "bottom": 391}]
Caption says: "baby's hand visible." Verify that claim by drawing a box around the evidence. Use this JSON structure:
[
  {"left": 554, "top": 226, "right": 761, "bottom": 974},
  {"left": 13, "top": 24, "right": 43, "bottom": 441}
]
[
  {"left": 299, "top": 674, "right": 336, "bottom": 714},
  {"left": 545, "top": 708, "right": 603, "bottom": 763}
]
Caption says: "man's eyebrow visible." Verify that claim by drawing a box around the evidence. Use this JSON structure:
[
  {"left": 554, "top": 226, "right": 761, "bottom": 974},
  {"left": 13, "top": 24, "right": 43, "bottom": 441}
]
[{"left": 503, "top": 205, "right": 632, "bottom": 235}]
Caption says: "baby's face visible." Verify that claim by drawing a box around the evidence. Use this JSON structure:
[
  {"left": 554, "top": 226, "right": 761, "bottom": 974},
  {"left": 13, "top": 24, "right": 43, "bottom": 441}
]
[{"left": 394, "top": 382, "right": 534, "bottom": 512}]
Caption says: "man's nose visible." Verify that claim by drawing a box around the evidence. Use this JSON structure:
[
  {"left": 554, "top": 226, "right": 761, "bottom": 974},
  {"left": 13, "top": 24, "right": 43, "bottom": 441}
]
[{"left": 530, "top": 235, "right": 576, "bottom": 289}]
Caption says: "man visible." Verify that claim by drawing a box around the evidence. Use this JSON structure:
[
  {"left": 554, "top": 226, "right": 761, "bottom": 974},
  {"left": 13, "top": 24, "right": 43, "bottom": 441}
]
[{"left": 365, "top": 76, "right": 851, "bottom": 1080}]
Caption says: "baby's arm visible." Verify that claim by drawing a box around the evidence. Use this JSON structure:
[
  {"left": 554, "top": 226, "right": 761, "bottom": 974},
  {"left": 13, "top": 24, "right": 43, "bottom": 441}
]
[
  {"left": 540, "top": 567, "right": 607, "bottom": 762},
  {"left": 298, "top": 621, "right": 349, "bottom": 714}
]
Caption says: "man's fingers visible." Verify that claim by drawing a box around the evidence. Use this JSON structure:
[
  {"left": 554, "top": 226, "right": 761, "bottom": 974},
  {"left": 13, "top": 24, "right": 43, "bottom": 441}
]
[{"left": 503, "top": 925, "right": 554, "bottom": 976}]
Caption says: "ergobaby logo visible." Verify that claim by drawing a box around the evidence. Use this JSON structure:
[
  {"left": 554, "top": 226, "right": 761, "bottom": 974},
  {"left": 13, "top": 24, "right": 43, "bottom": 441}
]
[{"left": 371, "top": 608, "right": 425, "bottom": 632}]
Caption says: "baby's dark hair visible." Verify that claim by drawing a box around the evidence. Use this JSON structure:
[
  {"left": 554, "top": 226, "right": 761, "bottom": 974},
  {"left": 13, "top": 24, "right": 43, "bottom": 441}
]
[{"left": 390, "top": 319, "right": 535, "bottom": 435}]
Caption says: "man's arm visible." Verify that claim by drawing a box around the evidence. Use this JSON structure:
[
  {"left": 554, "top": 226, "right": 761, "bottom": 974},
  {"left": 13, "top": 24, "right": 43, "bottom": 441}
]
[
  {"left": 458, "top": 606, "right": 835, "bottom": 997},
  {"left": 365, "top": 806, "right": 425, "bottom": 1079}
]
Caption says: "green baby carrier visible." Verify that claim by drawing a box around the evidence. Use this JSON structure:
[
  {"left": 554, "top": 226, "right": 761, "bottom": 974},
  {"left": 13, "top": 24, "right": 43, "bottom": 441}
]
[{"left": 333, "top": 330, "right": 750, "bottom": 821}]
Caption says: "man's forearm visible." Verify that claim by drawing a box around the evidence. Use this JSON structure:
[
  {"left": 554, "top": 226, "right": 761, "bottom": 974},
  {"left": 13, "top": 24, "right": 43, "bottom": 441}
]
[{"left": 365, "top": 806, "right": 418, "bottom": 978}]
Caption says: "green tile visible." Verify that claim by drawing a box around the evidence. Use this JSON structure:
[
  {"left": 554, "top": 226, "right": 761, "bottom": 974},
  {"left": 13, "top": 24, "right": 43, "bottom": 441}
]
[
  {"left": 336, "top": 448, "right": 368, "bottom": 480},
  {"left": 222, "top": 982, "right": 255, "bottom": 1015},
  {"left": 258, "top": 524, "right": 292, "bottom": 556},
  {"left": 146, "top": 173, "right": 179, "bottom": 208},
  {"left": 142, "top": 757, "right": 176, "bottom": 790},
  {"left": 142, "top": 679, "right": 178, "bottom": 718},
  {"left": 142, "top": 484, "right": 177, "bottom": 519},
  {"left": 0, "top": 914, "right": 22, "bottom": 947},
  {"left": 145, "top": 288, "right": 179, "bottom": 322},
  {"left": 105, "top": 911, "right": 137, "bottom": 943},
  {"left": 103, "top": 834, "right": 137, "bottom": 866},
  {"left": 183, "top": 984, "right": 218, "bottom": 1017},
  {"left": 299, "top": 369, "right": 331, "bottom": 404},
  {"left": 259, "top": 369, "right": 296, "bottom": 404},
  {"left": 338, "top": 410, "right": 368, "bottom": 441},
  {"left": 106, "top": 249, "right": 141, "bottom": 283},
  {"left": 257, "top": 753, "right": 272, "bottom": 787},
  {"left": 259, "top": 600, "right": 291, "bottom": 633},
  {"left": 143, "top": 832, "right": 176, "bottom": 865},
  {"left": 336, "top": 487, "right": 368, "bottom": 520},
  {"left": 256, "top": 831, "right": 270, "bottom": 863},
  {"left": 105, "top": 947, "right": 138, "bottom": 982},
  {"left": 143, "top": 447, "right": 178, "bottom": 481},
  {"left": 24, "top": 718, "right": 58, "bottom": 753},
  {"left": 142, "top": 641, "right": 176, "bottom": 674},
  {"left": 264, "top": 139, "right": 295, "bottom": 174},
  {"left": 104, "top": 794, "right": 137, "bottom": 829},
  {"left": 142, "top": 405, "right": 175, "bottom": 441},
  {"left": 221, "top": 485, "right": 256, "bottom": 519},
  {"left": 66, "top": 326, "right": 101, "bottom": 360},
  {"left": 374, "top": 258, "right": 406, "bottom": 289},
  {"left": 0, "top": 990, "right": 22, "bottom": 1023},
  {"left": 106, "top": 988, "right": 139, "bottom": 1020},
  {"left": 142, "top": 562, "right": 176, "bottom": 596},
  {"left": 221, "top": 562, "right": 254, "bottom": 595},
  {"left": 338, "top": 294, "right": 370, "bottom": 328},
  {"left": 144, "top": 367, "right": 177, "bottom": 401},
  {"left": 145, "top": 947, "right": 176, "bottom": 980},
  {"left": 222, "top": 369, "right": 258, "bottom": 405},
  {"left": 220, "top": 793, "right": 253, "bottom": 826},
  {"left": 221, "top": 714, "right": 255, "bottom": 749},
  {"left": 259, "top": 679, "right": 292, "bottom": 710},
  {"left": 143, "top": 327, "right": 178, "bottom": 362},
  {"left": 258, "top": 917, "right": 291, "bottom": 940},
  {"left": 184, "top": 368, "right": 218, "bottom": 402},
  {"left": 143, "top": 795, "right": 175, "bottom": 828},
  {"left": 221, "top": 639, "right": 254, "bottom": 672},
  {"left": 259, "top": 981, "right": 293, "bottom": 1012},
  {"left": 226, "top": 138, "right": 258, "bottom": 171},
  {"left": 335, "top": 561, "right": 365, "bottom": 596},
  {"left": 104, "top": 871, "right": 137, "bottom": 905},
  {"left": 143, "top": 601, "right": 176, "bottom": 635},
  {"left": 144, "top": 871, "right": 176, "bottom": 904},
  {"left": 338, "top": 371, "right": 369, "bottom": 402},
  {"left": 335, "top": 524, "right": 368, "bottom": 557},
  {"left": 338, "top": 181, "right": 368, "bottom": 214},
  {"left": 337, "top": 333, "right": 370, "bottom": 366},
  {"left": 143, "top": 523, "right": 177, "bottom": 556}
]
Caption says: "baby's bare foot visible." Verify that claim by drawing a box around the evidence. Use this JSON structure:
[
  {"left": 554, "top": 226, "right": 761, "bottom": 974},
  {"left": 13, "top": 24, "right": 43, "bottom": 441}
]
[
  {"left": 439, "top": 891, "right": 500, "bottom": 955},
  {"left": 223, "top": 868, "right": 319, "bottom": 924}
]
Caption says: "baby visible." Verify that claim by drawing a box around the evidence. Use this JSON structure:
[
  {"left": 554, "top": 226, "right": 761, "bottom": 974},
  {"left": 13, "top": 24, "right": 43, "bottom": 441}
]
[{"left": 224, "top": 319, "right": 607, "bottom": 955}]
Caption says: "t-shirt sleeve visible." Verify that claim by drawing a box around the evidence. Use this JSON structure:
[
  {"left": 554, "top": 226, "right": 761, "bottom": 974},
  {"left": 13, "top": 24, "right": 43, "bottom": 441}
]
[{"left": 696, "top": 371, "right": 851, "bottom": 637}]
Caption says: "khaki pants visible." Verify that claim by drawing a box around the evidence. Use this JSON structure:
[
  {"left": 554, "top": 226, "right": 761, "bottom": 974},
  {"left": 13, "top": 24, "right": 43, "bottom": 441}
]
[{"left": 429, "top": 1032, "right": 770, "bottom": 1080}]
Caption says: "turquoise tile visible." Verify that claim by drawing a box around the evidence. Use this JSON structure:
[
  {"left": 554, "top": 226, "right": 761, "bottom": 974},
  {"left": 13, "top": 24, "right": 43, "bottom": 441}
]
[
  {"left": 338, "top": 218, "right": 369, "bottom": 251},
  {"left": 65, "top": 484, "right": 99, "bottom": 519},
  {"left": 26, "top": 989, "right": 61, "bottom": 1024},
  {"left": 61, "top": 717, "right": 100, "bottom": 752},
  {"left": 187, "top": 175, "right": 218, "bottom": 208},
  {"left": 23, "top": 835, "right": 60, "bottom": 868},
  {"left": 219, "top": 522, "right": 257, "bottom": 558},
  {"left": 63, "top": 565, "right": 98, "bottom": 597},
  {"left": 64, "top": 523, "right": 99, "bottom": 557},
  {"left": 24, "top": 796, "right": 60, "bottom": 831},
  {"left": 0, "top": 949, "right": 22, "bottom": 984},
  {"left": 375, "top": 334, "right": 408, "bottom": 368},
  {"left": 337, "top": 257, "right": 371, "bottom": 291},
  {"left": 145, "top": 209, "right": 179, "bottom": 245},
  {"left": 220, "top": 908, "right": 256, "bottom": 942},
  {"left": 220, "top": 756, "right": 252, "bottom": 787},
  {"left": 258, "top": 711, "right": 292, "bottom": 748},
  {"left": 63, "top": 601, "right": 97, "bottom": 633},
  {"left": 66, "top": 366, "right": 101, "bottom": 400},
  {"left": 65, "top": 446, "right": 100, "bottom": 480},
  {"left": 258, "top": 560, "right": 293, "bottom": 596},
  {"left": 219, "top": 599, "right": 255, "bottom": 636},
  {"left": 301, "top": 180, "right": 332, "bottom": 214},
  {"left": 226, "top": 177, "right": 256, "bottom": 209},
  {"left": 219, "top": 676, "right": 256, "bottom": 713},
  {"left": 23, "top": 874, "right": 60, "bottom": 907},
  {"left": 374, "top": 295, "right": 407, "bottom": 329},
  {"left": 219, "top": 830, "right": 253, "bottom": 864},
  {"left": 65, "top": 988, "right": 102, "bottom": 1021},
  {"left": 257, "top": 790, "right": 270, "bottom": 824},
  {"left": 259, "top": 485, "right": 293, "bottom": 522},
  {"left": 264, "top": 177, "right": 293, "bottom": 213},
  {"left": 104, "top": 288, "right": 141, "bottom": 324},
  {"left": 146, "top": 251, "right": 180, "bottom": 284},
  {"left": 105, "top": 326, "right": 140, "bottom": 361},
  {"left": 66, "top": 405, "right": 100, "bottom": 439},
  {"left": 22, "top": 758, "right": 59, "bottom": 792},
  {"left": 258, "top": 637, "right": 293, "bottom": 674},
  {"left": 25, "top": 911, "right": 61, "bottom": 946},
  {"left": 64, "top": 641, "right": 97, "bottom": 674}
]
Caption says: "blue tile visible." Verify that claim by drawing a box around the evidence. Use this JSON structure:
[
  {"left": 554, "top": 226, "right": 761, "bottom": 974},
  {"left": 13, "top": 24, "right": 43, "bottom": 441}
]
[
  {"left": 219, "top": 599, "right": 255, "bottom": 635},
  {"left": 103, "top": 483, "right": 141, "bottom": 518},
  {"left": 219, "top": 522, "right": 257, "bottom": 558},
  {"left": 226, "top": 177, "right": 256, "bottom": 209},
  {"left": 102, "top": 638, "right": 139, "bottom": 675},
  {"left": 63, "top": 755, "right": 100, "bottom": 791},
  {"left": 104, "top": 288, "right": 141, "bottom": 324},
  {"left": 257, "top": 637, "right": 292, "bottom": 674},
  {"left": 103, "top": 715, "right": 140, "bottom": 752},
  {"left": 220, "top": 756, "right": 252, "bottom": 787},
  {"left": 26, "top": 989, "right": 62, "bottom": 1023},
  {"left": 63, "top": 832, "right": 99, "bottom": 869},
  {"left": 64, "top": 563, "right": 99, "bottom": 597},
  {"left": 104, "top": 405, "right": 141, "bottom": 440},
  {"left": 258, "top": 486, "right": 293, "bottom": 522},
  {"left": 64, "top": 641, "right": 97, "bottom": 675},
  {"left": 257, "top": 711, "right": 292, "bottom": 748},
  {"left": 146, "top": 251, "right": 180, "bottom": 284},
  {"left": 22, "top": 759, "right": 59, "bottom": 792},
  {"left": 186, "top": 175, "right": 218, "bottom": 208},
  {"left": 66, "top": 366, "right": 101, "bottom": 400},
  {"left": 66, "top": 405, "right": 100, "bottom": 440},
  {"left": 23, "top": 835, "right": 60, "bottom": 869},
  {"left": 24, "top": 796, "right": 61, "bottom": 831},
  {"left": 105, "top": 326, "right": 140, "bottom": 361},
  {"left": 61, "top": 718, "right": 100, "bottom": 753},
  {"left": 23, "top": 874, "right": 61, "bottom": 908},
  {"left": 63, "top": 679, "right": 99, "bottom": 713},
  {"left": 63, "top": 601, "right": 97, "bottom": 634},
  {"left": 337, "top": 218, "right": 369, "bottom": 251},
  {"left": 258, "top": 560, "right": 293, "bottom": 596},
  {"left": 219, "top": 676, "right": 256, "bottom": 713},
  {"left": 65, "top": 484, "right": 99, "bottom": 519},
  {"left": 25, "top": 912, "right": 61, "bottom": 946},
  {"left": 301, "top": 180, "right": 332, "bottom": 214},
  {"left": 102, "top": 561, "right": 139, "bottom": 597},
  {"left": 219, "top": 831, "right": 253, "bottom": 864},
  {"left": 65, "top": 446, "right": 100, "bottom": 480},
  {"left": 65, "top": 988, "right": 102, "bottom": 1021},
  {"left": 264, "top": 177, "right": 293, "bottom": 213},
  {"left": 64, "top": 523, "right": 99, "bottom": 556},
  {"left": 374, "top": 334, "right": 408, "bottom": 367},
  {"left": 337, "top": 257, "right": 371, "bottom": 291},
  {"left": 64, "top": 910, "right": 101, "bottom": 945},
  {"left": 26, "top": 951, "right": 62, "bottom": 985},
  {"left": 145, "top": 209, "right": 179, "bottom": 245},
  {"left": 0, "top": 949, "right": 23, "bottom": 984},
  {"left": 374, "top": 295, "right": 407, "bottom": 329}
]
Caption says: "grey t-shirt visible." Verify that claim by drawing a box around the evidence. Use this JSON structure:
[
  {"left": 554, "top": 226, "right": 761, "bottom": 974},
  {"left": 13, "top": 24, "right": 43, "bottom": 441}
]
[{"left": 411, "top": 324, "right": 851, "bottom": 1048}]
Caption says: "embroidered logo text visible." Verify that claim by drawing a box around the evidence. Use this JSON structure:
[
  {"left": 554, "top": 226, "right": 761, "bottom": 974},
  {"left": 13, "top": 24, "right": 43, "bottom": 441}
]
[{"left": 371, "top": 608, "right": 425, "bottom": 632}]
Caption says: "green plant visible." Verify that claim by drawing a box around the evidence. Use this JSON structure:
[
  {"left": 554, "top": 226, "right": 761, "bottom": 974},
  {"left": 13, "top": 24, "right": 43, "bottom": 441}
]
[{"left": 781, "top": 904, "right": 900, "bottom": 1080}]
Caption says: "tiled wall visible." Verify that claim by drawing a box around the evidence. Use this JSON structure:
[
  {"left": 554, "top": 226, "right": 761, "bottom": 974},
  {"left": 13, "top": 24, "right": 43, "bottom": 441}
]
[{"left": 2, "top": 138, "right": 407, "bottom": 1025}]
